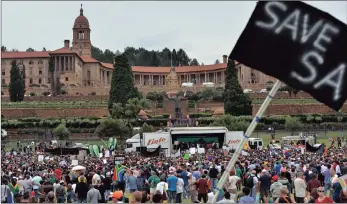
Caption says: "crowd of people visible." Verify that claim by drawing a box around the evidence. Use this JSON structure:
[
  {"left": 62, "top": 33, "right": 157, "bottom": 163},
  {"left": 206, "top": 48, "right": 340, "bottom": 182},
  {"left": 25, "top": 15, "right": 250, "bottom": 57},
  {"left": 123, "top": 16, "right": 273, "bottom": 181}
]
[{"left": 1, "top": 139, "right": 347, "bottom": 203}]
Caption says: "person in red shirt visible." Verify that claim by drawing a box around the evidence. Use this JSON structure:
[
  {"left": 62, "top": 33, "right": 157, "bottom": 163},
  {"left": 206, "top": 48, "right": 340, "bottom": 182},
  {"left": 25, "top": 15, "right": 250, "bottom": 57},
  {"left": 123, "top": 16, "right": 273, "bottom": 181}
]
[
  {"left": 196, "top": 174, "right": 209, "bottom": 203},
  {"left": 316, "top": 187, "right": 333, "bottom": 203},
  {"left": 307, "top": 174, "right": 321, "bottom": 193},
  {"left": 55, "top": 168, "right": 62, "bottom": 180}
]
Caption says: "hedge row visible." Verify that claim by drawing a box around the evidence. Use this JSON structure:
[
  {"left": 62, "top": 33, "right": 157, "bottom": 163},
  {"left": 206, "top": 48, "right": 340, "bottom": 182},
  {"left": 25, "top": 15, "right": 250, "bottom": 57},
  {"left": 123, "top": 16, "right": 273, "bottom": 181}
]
[
  {"left": 2, "top": 114, "right": 347, "bottom": 130},
  {"left": 17, "top": 128, "right": 96, "bottom": 135}
]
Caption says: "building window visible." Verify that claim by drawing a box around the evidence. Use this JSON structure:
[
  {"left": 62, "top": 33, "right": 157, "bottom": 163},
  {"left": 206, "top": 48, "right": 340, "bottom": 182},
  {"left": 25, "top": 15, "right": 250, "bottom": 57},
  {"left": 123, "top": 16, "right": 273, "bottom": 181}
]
[
  {"left": 29, "top": 60, "right": 34, "bottom": 65},
  {"left": 2, "top": 71, "right": 5, "bottom": 76},
  {"left": 38, "top": 60, "right": 43, "bottom": 65},
  {"left": 2, "top": 79, "right": 5, "bottom": 84},
  {"left": 30, "top": 78, "right": 33, "bottom": 84},
  {"left": 65, "top": 77, "right": 69, "bottom": 82},
  {"left": 48, "top": 77, "right": 51, "bottom": 84},
  {"left": 39, "top": 69, "right": 43, "bottom": 75},
  {"left": 38, "top": 78, "right": 42, "bottom": 84},
  {"left": 30, "top": 68, "right": 33, "bottom": 76}
]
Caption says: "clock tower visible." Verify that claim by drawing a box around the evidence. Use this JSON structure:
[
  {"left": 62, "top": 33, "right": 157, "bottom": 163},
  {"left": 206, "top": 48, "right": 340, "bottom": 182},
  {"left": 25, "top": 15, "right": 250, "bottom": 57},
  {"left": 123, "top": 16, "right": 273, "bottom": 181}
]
[{"left": 71, "top": 4, "right": 91, "bottom": 56}]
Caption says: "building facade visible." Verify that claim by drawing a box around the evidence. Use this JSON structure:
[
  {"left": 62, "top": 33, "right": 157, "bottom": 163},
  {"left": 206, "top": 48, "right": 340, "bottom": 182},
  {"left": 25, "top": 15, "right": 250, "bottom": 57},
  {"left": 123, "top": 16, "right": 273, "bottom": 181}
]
[{"left": 1, "top": 6, "right": 275, "bottom": 96}]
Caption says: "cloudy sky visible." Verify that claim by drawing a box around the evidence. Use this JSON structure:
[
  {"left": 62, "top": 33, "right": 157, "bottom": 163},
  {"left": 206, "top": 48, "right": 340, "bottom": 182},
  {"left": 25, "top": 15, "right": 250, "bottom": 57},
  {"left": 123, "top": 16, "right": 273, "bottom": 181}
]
[{"left": 2, "top": 1, "right": 346, "bottom": 64}]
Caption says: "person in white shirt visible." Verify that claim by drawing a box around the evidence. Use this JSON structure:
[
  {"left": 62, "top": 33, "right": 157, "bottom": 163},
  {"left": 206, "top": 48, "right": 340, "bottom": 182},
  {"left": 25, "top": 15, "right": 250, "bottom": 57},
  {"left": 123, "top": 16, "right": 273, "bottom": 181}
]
[
  {"left": 176, "top": 174, "right": 184, "bottom": 203},
  {"left": 207, "top": 190, "right": 215, "bottom": 203},
  {"left": 217, "top": 192, "right": 235, "bottom": 203},
  {"left": 92, "top": 172, "right": 101, "bottom": 185},
  {"left": 294, "top": 172, "right": 307, "bottom": 203},
  {"left": 321, "top": 164, "right": 328, "bottom": 174},
  {"left": 227, "top": 170, "right": 240, "bottom": 202},
  {"left": 156, "top": 178, "right": 168, "bottom": 195},
  {"left": 249, "top": 170, "right": 258, "bottom": 201}
]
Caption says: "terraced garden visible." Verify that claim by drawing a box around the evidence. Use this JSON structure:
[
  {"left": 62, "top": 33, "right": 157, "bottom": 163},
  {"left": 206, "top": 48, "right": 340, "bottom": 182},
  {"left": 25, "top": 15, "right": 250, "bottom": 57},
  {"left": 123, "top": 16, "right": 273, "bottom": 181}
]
[{"left": 1, "top": 98, "right": 327, "bottom": 108}]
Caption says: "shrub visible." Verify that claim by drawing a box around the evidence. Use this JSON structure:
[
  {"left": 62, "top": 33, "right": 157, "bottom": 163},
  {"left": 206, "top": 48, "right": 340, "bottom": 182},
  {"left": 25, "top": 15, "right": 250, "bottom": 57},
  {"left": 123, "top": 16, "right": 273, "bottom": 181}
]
[
  {"left": 142, "top": 122, "right": 154, "bottom": 132},
  {"left": 61, "top": 90, "right": 68, "bottom": 95},
  {"left": 42, "top": 92, "right": 50, "bottom": 96},
  {"left": 91, "top": 92, "right": 96, "bottom": 96},
  {"left": 29, "top": 92, "right": 36, "bottom": 96},
  {"left": 52, "top": 123, "right": 71, "bottom": 140}
]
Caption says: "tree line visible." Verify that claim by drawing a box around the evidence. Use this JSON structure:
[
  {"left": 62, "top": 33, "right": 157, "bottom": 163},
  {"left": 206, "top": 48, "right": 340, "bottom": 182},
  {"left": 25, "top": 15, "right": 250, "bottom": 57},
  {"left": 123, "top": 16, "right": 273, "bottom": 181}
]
[
  {"left": 2, "top": 45, "right": 216, "bottom": 66},
  {"left": 91, "top": 46, "right": 203, "bottom": 67}
]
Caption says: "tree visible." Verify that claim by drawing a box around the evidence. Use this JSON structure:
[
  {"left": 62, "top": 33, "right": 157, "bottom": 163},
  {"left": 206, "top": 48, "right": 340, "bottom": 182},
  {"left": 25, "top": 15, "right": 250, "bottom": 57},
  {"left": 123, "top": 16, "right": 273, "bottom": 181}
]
[
  {"left": 190, "top": 58, "right": 199, "bottom": 66},
  {"left": 1, "top": 46, "right": 7, "bottom": 52},
  {"left": 42, "top": 47, "right": 47, "bottom": 51},
  {"left": 146, "top": 91, "right": 163, "bottom": 115},
  {"left": 26, "top": 48, "right": 35, "bottom": 52},
  {"left": 108, "top": 53, "right": 138, "bottom": 110},
  {"left": 10, "top": 49, "right": 19, "bottom": 52},
  {"left": 94, "top": 117, "right": 129, "bottom": 138},
  {"left": 215, "top": 59, "right": 220, "bottom": 64},
  {"left": 211, "top": 115, "right": 249, "bottom": 131},
  {"left": 48, "top": 57, "right": 56, "bottom": 96},
  {"left": 52, "top": 123, "right": 71, "bottom": 141},
  {"left": 223, "top": 59, "right": 252, "bottom": 116},
  {"left": 20, "top": 64, "right": 26, "bottom": 101},
  {"left": 285, "top": 116, "right": 302, "bottom": 135},
  {"left": 142, "top": 123, "right": 154, "bottom": 132},
  {"left": 200, "top": 88, "right": 214, "bottom": 101},
  {"left": 177, "top": 49, "right": 190, "bottom": 66},
  {"left": 56, "top": 78, "right": 62, "bottom": 95},
  {"left": 150, "top": 51, "right": 160, "bottom": 67},
  {"left": 9, "top": 60, "right": 26, "bottom": 102}
]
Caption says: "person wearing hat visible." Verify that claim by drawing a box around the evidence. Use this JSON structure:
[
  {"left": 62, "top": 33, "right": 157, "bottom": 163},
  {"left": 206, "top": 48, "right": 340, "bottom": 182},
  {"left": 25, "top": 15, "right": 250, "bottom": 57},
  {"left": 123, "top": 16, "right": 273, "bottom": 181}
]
[
  {"left": 110, "top": 190, "right": 123, "bottom": 203},
  {"left": 270, "top": 175, "right": 282, "bottom": 202}
]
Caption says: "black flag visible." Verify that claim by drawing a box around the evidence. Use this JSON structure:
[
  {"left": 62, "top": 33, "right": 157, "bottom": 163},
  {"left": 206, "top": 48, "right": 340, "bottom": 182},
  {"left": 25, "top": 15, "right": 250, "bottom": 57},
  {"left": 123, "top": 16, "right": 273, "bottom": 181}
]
[{"left": 230, "top": 1, "right": 347, "bottom": 111}]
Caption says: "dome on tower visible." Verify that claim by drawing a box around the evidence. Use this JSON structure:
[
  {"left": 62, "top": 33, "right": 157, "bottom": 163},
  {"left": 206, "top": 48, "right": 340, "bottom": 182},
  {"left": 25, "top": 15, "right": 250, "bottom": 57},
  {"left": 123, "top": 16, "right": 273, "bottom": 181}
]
[{"left": 73, "top": 4, "right": 90, "bottom": 29}]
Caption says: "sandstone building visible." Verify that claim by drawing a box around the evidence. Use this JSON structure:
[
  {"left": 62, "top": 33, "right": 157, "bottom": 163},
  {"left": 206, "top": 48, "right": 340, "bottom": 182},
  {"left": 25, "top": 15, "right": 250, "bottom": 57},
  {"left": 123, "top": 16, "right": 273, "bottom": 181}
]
[{"left": 1, "top": 6, "right": 275, "bottom": 96}]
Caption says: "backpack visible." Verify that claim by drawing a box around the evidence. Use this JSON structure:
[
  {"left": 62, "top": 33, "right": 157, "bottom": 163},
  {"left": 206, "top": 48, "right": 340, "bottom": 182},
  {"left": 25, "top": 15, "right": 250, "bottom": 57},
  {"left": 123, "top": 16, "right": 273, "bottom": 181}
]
[{"left": 245, "top": 176, "right": 254, "bottom": 188}]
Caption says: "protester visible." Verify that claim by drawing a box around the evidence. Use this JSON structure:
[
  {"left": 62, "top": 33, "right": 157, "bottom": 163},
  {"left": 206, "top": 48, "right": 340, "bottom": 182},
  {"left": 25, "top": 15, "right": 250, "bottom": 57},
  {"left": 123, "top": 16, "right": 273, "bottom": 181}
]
[
  {"left": 1, "top": 136, "right": 347, "bottom": 204},
  {"left": 316, "top": 186, "right": 333, "bottom": 203},
  {"left": 274, "top": 186, "right": 295, "bottom": 204}
]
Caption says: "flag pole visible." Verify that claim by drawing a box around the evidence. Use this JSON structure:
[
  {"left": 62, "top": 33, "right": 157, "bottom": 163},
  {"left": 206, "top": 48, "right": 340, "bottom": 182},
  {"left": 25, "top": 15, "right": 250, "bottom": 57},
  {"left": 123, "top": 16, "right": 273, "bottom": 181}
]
[{"left": 211, "top": 80, "right": 282, "bottom": 203}]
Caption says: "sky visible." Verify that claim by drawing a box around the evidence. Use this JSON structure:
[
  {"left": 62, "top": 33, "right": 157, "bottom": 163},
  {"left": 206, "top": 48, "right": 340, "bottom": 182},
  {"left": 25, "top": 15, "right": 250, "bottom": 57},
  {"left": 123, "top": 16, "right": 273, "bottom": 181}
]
[{"left": 2, "top": 1, "right": 347, "bottom": 64}]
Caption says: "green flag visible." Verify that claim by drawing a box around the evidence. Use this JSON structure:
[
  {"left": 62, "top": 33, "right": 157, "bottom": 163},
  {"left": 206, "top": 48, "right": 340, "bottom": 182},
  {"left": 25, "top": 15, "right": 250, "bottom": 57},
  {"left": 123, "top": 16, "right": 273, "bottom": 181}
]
[
  {"left": 88, "top": 145, "right": 94, "bottom": 156},
  {"left": 184, "top": 153, "right": 190, "bottom": 160}
]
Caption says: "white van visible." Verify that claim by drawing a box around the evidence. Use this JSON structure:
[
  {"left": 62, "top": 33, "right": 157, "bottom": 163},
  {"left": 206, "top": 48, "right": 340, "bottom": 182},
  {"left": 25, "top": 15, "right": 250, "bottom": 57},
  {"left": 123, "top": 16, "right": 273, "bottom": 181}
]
[
  {"left": 1, "top": 129, "right": 7, "bottom": 138},
  {"left": 243, "top": 89, "right": 253, "bottom": 93},
  {"left": 248, "top": 138, "right": 263, "bottom": 150}
]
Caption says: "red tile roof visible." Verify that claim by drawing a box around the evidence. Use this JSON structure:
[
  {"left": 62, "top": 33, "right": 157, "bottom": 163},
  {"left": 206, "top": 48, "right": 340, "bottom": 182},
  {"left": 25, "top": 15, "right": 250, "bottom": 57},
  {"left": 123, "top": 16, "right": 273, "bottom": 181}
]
[
  {"left": 100, "top": 62, "right": 113, "bottom": 69},
  {"left": 130, "top": 63, "right": 227, "bottom": 73},
  {"left": 2, "top": 51, "right": 230, "bottom": 74},
  {"left": 50, "top": 47, "right": 76, "bottom": 54},
  {"left": 80, "top": 55, "right": 99, "bottom": 63},
  {"left": 1, "top": 51, "right": 50, "bottom": 59}
]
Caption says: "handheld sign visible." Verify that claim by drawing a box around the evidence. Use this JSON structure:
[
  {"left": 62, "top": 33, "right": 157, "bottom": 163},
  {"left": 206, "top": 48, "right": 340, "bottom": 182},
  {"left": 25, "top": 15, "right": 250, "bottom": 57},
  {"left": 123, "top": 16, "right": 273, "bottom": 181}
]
[{"left": 230, "top": 1, "right": 347, "bottom": 111}]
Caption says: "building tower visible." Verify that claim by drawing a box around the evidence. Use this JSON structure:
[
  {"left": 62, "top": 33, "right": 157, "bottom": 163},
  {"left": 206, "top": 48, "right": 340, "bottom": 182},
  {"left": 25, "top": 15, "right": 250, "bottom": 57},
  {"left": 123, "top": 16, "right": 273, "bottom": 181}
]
[{"left": 71, "top": 4, "right": 91, "bottom": 56}]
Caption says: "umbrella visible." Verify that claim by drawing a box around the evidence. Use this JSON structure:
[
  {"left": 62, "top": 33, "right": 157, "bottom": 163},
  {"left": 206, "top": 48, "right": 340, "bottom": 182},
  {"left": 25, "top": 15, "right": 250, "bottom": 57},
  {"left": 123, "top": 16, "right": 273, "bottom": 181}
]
[{"left": 72, "top": 165, "right": 86, "bottom": 171}]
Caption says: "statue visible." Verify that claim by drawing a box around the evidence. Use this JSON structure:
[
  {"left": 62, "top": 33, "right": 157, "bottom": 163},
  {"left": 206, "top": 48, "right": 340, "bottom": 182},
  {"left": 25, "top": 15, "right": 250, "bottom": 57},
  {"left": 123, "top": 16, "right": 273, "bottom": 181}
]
[{"left": 166, "top": 66, "right": 179, "bottom": 90}]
